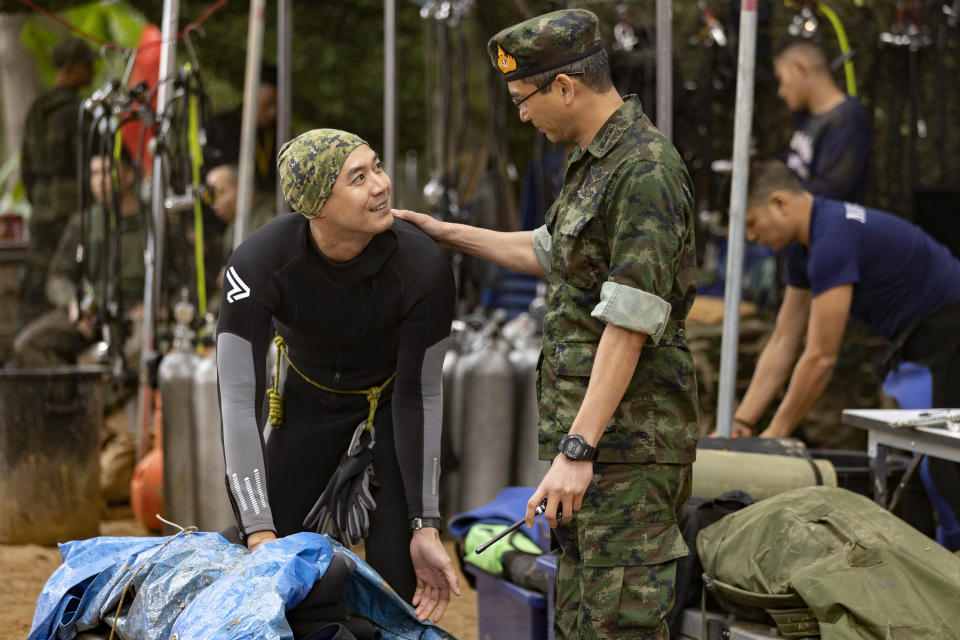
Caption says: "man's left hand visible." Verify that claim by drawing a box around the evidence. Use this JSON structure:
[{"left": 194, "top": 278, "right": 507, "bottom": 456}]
[
  {"left": 526, "top": 454, "right": 594, "bottom": 528},
  {"left": 409, "top": 528, "right": 461, "bottom": 623}
]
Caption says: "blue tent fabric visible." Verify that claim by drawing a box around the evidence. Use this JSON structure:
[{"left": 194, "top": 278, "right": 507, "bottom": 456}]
[
  {"left": 28, "top": 532, "right": 454, "bottom": 640},
  {"left": 448, "top": 486, "right": 551, "bottom": 552}
]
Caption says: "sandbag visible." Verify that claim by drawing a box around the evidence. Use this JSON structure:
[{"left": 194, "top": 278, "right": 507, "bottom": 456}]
[{"left": 697, "top": 486, "right": 960, "bottom": 639}]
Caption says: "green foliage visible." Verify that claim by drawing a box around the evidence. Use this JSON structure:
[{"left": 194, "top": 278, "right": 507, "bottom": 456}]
[{"left": 20, "top": 1, "right": 146, "bottom": 87}]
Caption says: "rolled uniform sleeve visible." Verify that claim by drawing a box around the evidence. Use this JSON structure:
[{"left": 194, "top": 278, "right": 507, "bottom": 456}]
[
  {"left": 532, "top": 224, "right": 553, "bottom": 276},
  {"left": 594, "top": 162, "right": 689, "bottom": 345},
  {"left": 591, "top": 281, "right": 671, "bottom": 343}
]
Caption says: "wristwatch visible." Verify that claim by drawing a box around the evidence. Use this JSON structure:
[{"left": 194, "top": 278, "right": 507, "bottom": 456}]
[
  {"left": 557, "top": 434, "right": 599, "bottom": 461},
  {"left": 409, "top": 516, "right": 444, "bottom": 531}
]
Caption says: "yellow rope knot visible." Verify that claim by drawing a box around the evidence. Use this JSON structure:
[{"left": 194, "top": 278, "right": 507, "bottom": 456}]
[{"left": 269, "top": 334, "right": 395, "bottom": 432}]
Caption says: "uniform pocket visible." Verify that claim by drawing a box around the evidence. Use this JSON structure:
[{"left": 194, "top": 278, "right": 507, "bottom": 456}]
[
  {"left": 579, "top": 522, "right": 688, "bottom": 636},
  {"left": 554, "top": 205, "right": 603, "bottom": 289}
]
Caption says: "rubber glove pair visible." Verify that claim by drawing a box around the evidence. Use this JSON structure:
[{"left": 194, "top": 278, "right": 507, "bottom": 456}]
[{"left": 303, "top": 424, "right": 378, "bottom": 546}]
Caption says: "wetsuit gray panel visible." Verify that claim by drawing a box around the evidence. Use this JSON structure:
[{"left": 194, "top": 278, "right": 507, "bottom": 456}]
[
  {"left": 218, "top": 331, "right": 274, "bottom": 534},
  {"left": 419, "top": 336, "right": 449, "bottom": 519}
]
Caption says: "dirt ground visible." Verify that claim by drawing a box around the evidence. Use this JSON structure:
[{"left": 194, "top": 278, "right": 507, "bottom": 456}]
[{"left": 0, "top": 506, "right": 479, "bottom": 640}]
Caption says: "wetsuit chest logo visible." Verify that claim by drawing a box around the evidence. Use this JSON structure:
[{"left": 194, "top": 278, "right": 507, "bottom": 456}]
[{"left": 226, "top": 266, "right": 251, "bottom": 303}]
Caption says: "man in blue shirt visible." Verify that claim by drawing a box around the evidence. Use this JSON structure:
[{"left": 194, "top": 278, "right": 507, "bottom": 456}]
[
  {"left": 776, "top": 40, "right": 871, "bottom": 203},
  {"left": 732, "top": 160, "right": 960, "bottom": 439}
]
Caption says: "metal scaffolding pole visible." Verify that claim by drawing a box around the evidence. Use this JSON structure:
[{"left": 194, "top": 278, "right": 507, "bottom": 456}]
[
  {"left": 234, "top": 0, "right": 266, "bottom": 249},
  {"left": 276, "top": 0, "right": 292, "bottom": 215},
  {"left": 716, "top": 0, "right": 759, "bottom": 436},
  {"left": 136, "top": 0, "right": 179, "bottom": 455},
  {"left": 656, "top": 0, "right": 672, "bottom": 139},
  {"left": 384, "top": 0, "right": 397, "bottom": 178}
]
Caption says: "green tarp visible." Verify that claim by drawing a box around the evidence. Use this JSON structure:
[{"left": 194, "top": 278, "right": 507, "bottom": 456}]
[{"left": 698, "top": 486, "right": 960, "bottom": 639}]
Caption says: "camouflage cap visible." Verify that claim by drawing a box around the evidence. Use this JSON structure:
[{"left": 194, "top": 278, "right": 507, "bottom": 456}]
[
  {"left": 277, "top": 129, "right": 368, "bottom": 219},
  {"left": 487, "top": 9, "right": 602, "bottom": 82},
  {"left": 52, "top": 37, "right": 94, "bottom": 68}
]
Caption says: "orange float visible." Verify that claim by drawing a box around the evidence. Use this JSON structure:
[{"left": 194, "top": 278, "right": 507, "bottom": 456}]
[{"left": 130, "top": 390, "right": 163, "bottom": 532}]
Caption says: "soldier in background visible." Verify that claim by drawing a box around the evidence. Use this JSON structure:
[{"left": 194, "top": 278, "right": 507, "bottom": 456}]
[
  {"left": 395, "top": 9, "right": 698, "bottom": 638},
  {"left": 13, "top": 150, "right": 144, "bottom": 369},
  {"left": 204, "top": 64, "right": 279, "bottom": 194},
  {"left": 18, "top": 37, "right": 95, "bottom": 330}
]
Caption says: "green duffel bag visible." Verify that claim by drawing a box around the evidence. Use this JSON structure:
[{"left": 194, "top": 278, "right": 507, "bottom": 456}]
[{"left": 697, "top": 486, "right": 960, "bottom": 639}]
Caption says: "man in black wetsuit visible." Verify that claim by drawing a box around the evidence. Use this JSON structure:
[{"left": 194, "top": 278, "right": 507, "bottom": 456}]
[{"left": 216, "top": 129, "right": 460, "bottom": 622}]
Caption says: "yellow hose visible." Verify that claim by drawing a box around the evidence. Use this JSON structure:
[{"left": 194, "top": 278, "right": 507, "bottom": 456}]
[
  {"left": 186, "top": 62, "right": 207, "bottom": 318},
  {"left": 817, "top": 2, "right": 857, "bottom": 97}
]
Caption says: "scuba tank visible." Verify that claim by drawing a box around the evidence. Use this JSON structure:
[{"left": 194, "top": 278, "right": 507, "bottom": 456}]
[
  {"left": 439, "top": 319, "right": 465, "bottom": 518},
  {"left": 503, "top": 313, "right": 550, "bottom": 487},
  {"left": 457, "top": 310, "right": 516, "bottom": 511},
  {"left": 158, "top": 296, "right": 200, "bottom": 532},
  {"left": 191, "top": 313, "right": 234, "bottom": 531}
]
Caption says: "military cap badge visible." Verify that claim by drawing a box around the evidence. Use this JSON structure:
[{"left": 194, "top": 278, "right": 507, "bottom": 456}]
[{"left": 497, "top": 46, "right": 517, "bottom": 74}]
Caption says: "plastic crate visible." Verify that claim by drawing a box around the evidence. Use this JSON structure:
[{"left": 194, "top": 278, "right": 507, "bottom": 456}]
[
  {"left": 536, "top": 553, "right": 558, "bottom": 640},
  {"left": 464, "top": 563, "right": 548, "bottom": 640}
]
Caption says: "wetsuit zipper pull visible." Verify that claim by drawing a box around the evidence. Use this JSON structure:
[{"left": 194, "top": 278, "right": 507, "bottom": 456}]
[{"left": 371, "top": 275, "right": 380, "bottom": 291}]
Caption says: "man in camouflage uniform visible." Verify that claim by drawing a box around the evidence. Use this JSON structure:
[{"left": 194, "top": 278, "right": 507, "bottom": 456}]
[
  {"left": 14, "top": 151, "right": 144, "bottom": 368},
  {"left": 18, "top": 37, "right": 95, "bottom": 329},
  {"left": 394, "top": 9, "right": 698, "bottom": 638}
]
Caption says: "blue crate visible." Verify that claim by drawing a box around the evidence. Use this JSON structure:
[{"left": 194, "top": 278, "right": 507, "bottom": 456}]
[
  {"left": 535, "top": 554, "right": 558, "bottom": 640},
  {"left": 464, "top": 563, "right": 548, "bottom": 640}
]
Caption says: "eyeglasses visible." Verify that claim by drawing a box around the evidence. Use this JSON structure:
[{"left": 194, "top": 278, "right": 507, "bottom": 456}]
[{"left": 511, "top": 71, "right": 584, "bottom": 111}]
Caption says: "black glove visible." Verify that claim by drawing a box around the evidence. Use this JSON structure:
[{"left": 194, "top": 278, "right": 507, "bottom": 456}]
[{"left": 303, "top": 424, "right": 378, "bottom": 546}]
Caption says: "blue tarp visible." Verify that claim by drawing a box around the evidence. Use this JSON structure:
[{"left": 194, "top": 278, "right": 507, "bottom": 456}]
[{"left": 28, "top": 531, "right": 454, "bottom": 640}]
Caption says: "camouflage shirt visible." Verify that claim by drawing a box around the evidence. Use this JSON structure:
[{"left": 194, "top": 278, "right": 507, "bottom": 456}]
[
  {"left": 46, "top": 205, "right": 146, "bottom": 311},
  {"left": 21, "top": 86, "right": 82, "bottom": 223},
  {"left": 534, "top": 95, "right": 698, "bottom": 464}
]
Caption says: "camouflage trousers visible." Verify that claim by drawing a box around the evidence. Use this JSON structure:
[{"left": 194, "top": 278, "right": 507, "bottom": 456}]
[{"left": 553, "top": 462, "right": 692, "bottom": 639}]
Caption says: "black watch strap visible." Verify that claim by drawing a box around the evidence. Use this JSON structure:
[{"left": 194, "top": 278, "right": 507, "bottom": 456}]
[
  {"left": 409, "top": 516, "right": 443, "bottom": 531},
  {"left": 558, "top": 433, "right": 599, "bottom": 461}
]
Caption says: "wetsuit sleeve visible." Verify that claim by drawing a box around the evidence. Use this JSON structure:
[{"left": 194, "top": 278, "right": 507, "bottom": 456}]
[
  {"left": 215, "top": 248, "right": 279, "bottom": 538},
  {"left": 392, "top": 254, "right": 456, "bottom": 522}
]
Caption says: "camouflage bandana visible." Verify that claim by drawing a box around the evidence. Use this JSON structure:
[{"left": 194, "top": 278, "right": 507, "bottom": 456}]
[
  {"left": 487, "top": 9, "right": 602, "bottom": 82},
  {"left": 277, "top": 129, "right": 367, "bottom": 219}
]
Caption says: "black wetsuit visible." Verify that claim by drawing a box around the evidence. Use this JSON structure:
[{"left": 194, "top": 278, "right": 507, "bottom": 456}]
[{"left": 216, "top": 213, "right": 455, "bottom": 599}]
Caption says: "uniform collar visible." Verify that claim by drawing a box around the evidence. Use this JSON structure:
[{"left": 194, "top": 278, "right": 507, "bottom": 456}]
[{"left": 573, "top": 95, "right": 644, "bottom": 161}]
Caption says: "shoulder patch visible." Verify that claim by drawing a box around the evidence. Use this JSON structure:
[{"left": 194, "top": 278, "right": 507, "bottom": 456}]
[{"left": 225, "top": 266, "right": 251, "bottom": 302}]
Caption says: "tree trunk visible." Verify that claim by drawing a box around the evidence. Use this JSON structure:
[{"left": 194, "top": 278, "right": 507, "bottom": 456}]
[{"left": 0, "top": 13, "right": 41, "bottom": 189}]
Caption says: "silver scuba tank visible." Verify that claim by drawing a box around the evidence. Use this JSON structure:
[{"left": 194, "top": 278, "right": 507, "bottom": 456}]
[
  {"left": 458, "top": 310, "right": 516, "bottom": 511},
  {"left": 159, "top": 299, "right": 200, "bottom": 533},
  {"left": 191, "top": 333, "right": 235, "bottom": 532},
  {"left": 444, "top": 315, "right": 486, "bottom": 517},
  {"left": 504, "top": 314, "right": 550, "bottom": 487},
  {"left": 439, "top": 320, "right": 465, "bottom": 518}
]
